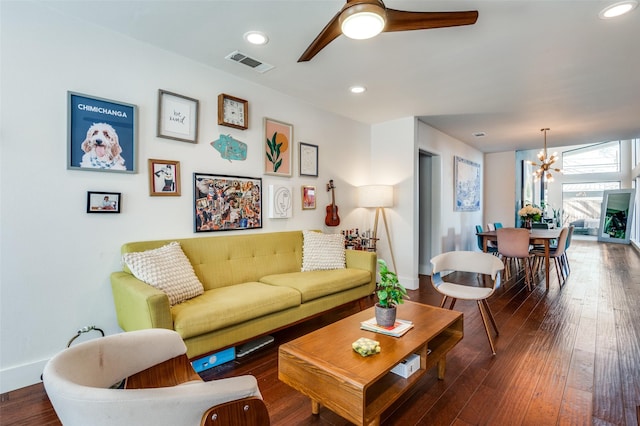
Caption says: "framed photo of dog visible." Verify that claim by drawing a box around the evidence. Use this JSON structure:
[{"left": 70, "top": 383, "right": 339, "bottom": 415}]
[
  {"left": 193, "top": 173, "right": 262, "bottom": 232},
  {"left": 149, "top": 159, "right": 181, "bottom": 196},
  {"left": 67, "top": 92, "right": 137, "bottom": 173},
  {"left": 87, "top": 191, "right": 121, "bottom": 213}
]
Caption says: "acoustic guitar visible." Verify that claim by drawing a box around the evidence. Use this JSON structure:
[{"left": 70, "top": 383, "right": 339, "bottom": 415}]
[{"left": 325, "top": 180, "right": 340, "bottom": 227}]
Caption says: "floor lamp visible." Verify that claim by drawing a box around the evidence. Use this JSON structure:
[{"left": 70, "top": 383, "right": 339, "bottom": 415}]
[{"left": 358, "top": 185, "right": 397, "bottom": 273}]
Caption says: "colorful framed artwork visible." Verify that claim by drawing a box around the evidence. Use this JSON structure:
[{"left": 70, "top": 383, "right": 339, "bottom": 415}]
[
  {"left": 454, "top": 156, "right": 481, "bottom": 212},
  {"left": 299, "top": 142, "right": 318, "bottom": 177},
  {"left": 157, "top": 89, "right": 199, "bottom": 143},
  {"left": 148, "top": 159, "right": 181, "bottom": 196},
  {"left": 302, "top": 185, "right": 316, "bottom": 210},
  {"left": 264, "top": 118, "right": 293, "bottom": 177},
  {"left": 67, "top": 91, "right": 137, "bottom": 173},
  {"left": 87, "top": 191, "right": 121, "bottom": 213},
  {"left": 193, "top": 173, "right": 262, "bottom": 232}
]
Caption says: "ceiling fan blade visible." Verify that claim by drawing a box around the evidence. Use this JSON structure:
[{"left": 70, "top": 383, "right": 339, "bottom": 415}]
[
  {"left": 384, "top": 9, "right": 478, "bottom": 32},
  {"left": 298, "top": 12, "right": 343, "bottom": 62}
]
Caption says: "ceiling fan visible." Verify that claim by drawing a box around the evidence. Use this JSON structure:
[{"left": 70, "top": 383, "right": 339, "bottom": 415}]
[{"left": 298, "top": 0, "right": 479, "bottom": 62}]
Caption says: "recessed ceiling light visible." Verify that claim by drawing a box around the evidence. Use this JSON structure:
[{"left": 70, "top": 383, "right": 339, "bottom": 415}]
[
  {"left": 244, "top": 31, "right": 269, "bottom": 45},
  {"left": 599, "top": 0, "right": 638, "bottom": 18},
  {"left": 349, "top": 85, "right": 366, "bottom": 94}
]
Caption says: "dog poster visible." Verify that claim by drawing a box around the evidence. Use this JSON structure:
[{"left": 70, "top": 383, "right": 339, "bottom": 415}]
[{"left": 67, "top": 92, "right": 136, "bottom": 173}]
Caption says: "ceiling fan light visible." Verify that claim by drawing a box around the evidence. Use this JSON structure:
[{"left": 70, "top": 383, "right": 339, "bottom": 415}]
[{"left": 340, "top": 4, "right": 386, "bottom": 40}]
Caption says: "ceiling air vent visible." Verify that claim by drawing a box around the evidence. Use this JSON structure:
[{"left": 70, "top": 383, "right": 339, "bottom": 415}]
[{"left": 225, "top": 50, "right": 274, "bottom": 73}]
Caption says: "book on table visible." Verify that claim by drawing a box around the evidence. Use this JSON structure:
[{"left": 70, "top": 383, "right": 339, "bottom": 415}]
[{"left": 360, "top": 317, "right": 414, "bottom": 337}]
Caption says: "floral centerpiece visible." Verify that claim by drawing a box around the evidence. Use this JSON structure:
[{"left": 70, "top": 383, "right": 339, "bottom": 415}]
[{"left": 518, "top": 204, "right": 542, "bottom": 228}]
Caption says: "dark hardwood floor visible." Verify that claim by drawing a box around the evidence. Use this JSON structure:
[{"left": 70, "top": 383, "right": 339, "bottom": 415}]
[{"left": 2, "top": 240, "right": 639, "bottom": 425}]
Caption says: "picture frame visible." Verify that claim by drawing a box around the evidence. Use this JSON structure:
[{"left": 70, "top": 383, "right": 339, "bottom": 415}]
[
  {"left": 67, "top": 91, "right": 137, "bottom": 173},
  {"left": 148, "top": 159, "right": 181, "bottom": 196},
  {"left": 157, "top": 89, "right": 199, "bottom": 143},
  {"left": 302, "top": 185, "right": 316, "bottom": 210},
  {"left": 299, "top": 142, "right": 318, "bottom": 177},
  {"left": 454, "top": 156, "right": 481, "bottom": 212},
  {"left": 264, "top": 118, "right": 293, "bottom": 177},
  {"left": 193, "top": 173, "right": 262, "bottom": 232},
  {"left": 268, "top": 185, "right": 293, "bottom": 218},
  {"left": 87, "top": 191, "right": 121, "bottom": 213}
]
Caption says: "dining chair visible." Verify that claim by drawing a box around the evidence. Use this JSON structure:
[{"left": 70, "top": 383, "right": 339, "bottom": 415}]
[
  {"left": 561, "top": 225, "right": 575, "bottom": 275},
  {"left": 531, "top": 222, "right": 550, "bottom": 229},
  {"left": 431, "top": 251, "right": 504, "bottom": 355},
  {"left": 531, "top": 227, "right": 570, "bottom": 287},
  {"left": 476, "top": 225, "right": 498, "bottom": 254},
  {"left": 494, "top": 222, "right": 503, "bottom": 229},
  {"left": 496, "top": 227, "right": 535, "bottom": 291}
]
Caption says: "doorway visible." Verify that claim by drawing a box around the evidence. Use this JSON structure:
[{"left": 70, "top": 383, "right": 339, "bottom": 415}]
[{"left": 418, "top": 151, "right": 440, "bottom": 275}]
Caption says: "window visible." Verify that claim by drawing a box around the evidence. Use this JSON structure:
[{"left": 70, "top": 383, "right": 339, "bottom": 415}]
[
  {"left": 562, "top": 141, "right": 620, "bottom": 174},
  {"left": 562, "top": 182, "right": 620, "bottom": 234}
]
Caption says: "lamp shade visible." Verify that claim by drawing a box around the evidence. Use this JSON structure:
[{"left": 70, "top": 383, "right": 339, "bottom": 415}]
[{"left": 358, "top": 185, "right": 393, "bottom": 208}]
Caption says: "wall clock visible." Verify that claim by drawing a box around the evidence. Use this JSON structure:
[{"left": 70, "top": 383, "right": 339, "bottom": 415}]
[{"left": 218, "top": 93, "right": 248, "bottom": 130}]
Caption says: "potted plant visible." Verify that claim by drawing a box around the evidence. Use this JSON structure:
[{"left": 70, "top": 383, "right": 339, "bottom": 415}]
[
  {"left": 518, "top": 204, "right": 542, "bottom": 229},
  {"left": 375, "top": 259, "right": 408, "bottom": 327}
]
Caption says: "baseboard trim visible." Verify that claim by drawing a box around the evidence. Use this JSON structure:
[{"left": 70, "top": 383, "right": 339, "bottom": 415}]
[{"left": 1, "top": 359, "right": 48, "bottom": 394}]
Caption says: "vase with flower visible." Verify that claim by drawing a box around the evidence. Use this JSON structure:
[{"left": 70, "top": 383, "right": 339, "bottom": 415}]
[{"left": 518, "top": 204, "right": 542, "bottom": 229}]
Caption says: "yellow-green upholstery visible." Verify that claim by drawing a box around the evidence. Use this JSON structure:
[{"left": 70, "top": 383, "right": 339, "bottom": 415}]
[{"left": 111, "top": 230, "right": 376, "bottom": 358}]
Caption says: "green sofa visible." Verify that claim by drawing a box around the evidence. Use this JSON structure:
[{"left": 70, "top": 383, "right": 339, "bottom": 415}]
[{"left": 111, "top": 230, "right": 377, "bottom": 358}]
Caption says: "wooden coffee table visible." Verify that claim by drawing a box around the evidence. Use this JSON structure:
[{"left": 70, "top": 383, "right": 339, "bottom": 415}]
[{"left": 278, "top": 301, "right": 463, "bottom": 425}]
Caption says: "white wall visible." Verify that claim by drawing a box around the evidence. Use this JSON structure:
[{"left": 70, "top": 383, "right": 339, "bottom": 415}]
[
  {"left": 0, "top": 1, "right": 370, "bottom": 392},
  {"left": 416, "top": 121, "right": 484, "bottom": 254},
  {"left": 484, "top": 151, "right": 517, "bottom": 227},
  {"left": 368, "top": 118, "right": 484, "bottom": 290}
]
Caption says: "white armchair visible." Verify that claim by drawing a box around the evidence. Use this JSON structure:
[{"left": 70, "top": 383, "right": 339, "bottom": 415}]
[{"left": 42, "top": 328, "right": 269, "bottom": 425}]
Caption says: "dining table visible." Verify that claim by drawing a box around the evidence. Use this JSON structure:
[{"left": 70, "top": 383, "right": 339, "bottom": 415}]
[{"left": 476, "top": 228, "right": 561, "bottom": 290}]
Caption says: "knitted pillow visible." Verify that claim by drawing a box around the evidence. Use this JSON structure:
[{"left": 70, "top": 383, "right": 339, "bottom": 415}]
[
  {"left": 302, "top": 230, "right": 346, "bottom": 271},
  {"left": 122, "top": 242, "right": 204, "bottom": 306}
]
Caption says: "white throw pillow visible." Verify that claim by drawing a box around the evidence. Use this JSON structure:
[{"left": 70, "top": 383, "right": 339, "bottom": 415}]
[
  {"left": 122, "top": 242, "right": 204, "bottom": 306},
  {"left": 302, "top": 230, "right": 346, "bottom": 271}
]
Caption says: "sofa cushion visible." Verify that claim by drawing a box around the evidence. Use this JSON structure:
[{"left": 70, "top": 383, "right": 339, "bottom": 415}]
[
  {"left": 260, "top": 268, "right": 371, "bottom": 303},
  {"left": 122, "top": 242, "right": 204, "bottom": 306},
  {"left": 171, "top": 282, "right": 301, "bottom": 339},
  {"left": 301, "top": 230, "right": 345, "bottom": 271}
]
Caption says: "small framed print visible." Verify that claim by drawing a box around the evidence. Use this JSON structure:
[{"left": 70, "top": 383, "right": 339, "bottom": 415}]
[
  {"left": 87, "top": 191, "right": 121, "bottom": 213},
  {"left": 264, "top": 118, "right": 293, "bottom": 177},
  {"left": 302, "top": 185, "right": 316, "bottom": 210},
  {"left": 157, "top": 89, "right": 199, "bottom": 143},
  {"left": 67, "top": 91, "right": 137, "bottom": 173},
  {"left": 148, "top": 159, "right": 180, "bottom": 196},
  {"left": 299, "top": 142, "right": 318, "bottom": 177}
]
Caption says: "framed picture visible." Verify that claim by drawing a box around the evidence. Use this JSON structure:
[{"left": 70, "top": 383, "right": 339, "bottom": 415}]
[
  {"left": 67, "top": 91, "right": 137, "bottom": 173},
  {"left": 454, "top": 156, "right": 481, "bottom": 212},
  {"left": 157, "top": 89, "right": 199, "bottom": 143},
  {"left": 302, "top": 185, "right": 316, "bottom": 210},
  {"left": 87, "top": 191, "right": 121, "bottom": 213},
  {"left": 268, "top": 185, "right": 293, "bottom": 218},
  {"left": 264, "top": 118, "right": 293, "bottom": 177},
  {"left": 193, "top": 173, "right": 262, "bottom": 232},
  {"left": 148, "top": 159, "right": 180, "bottom": 196},
  {"left": 299, "top": 142, "right": 318, "bottom": 177}
]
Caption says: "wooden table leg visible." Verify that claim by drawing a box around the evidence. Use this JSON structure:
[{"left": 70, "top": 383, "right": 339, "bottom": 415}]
[
  {"left": 482, "top": 236, "right": 488, "bottom": 253},
  {"left": 311, "top": 400, "right": 319, "bottom": 415},
  {"left": 437, "top": 358, "right": 446, "bottom": 380}
]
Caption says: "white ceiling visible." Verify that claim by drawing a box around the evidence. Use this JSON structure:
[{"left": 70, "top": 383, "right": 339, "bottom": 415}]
[{"left": 41, "top": 0, "right": 640, "bottom": 153}]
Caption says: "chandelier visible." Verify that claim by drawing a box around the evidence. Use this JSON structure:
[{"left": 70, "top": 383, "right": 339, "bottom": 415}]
[{"left": 530, "top": 128, "right": 561, "bottom": 182}]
